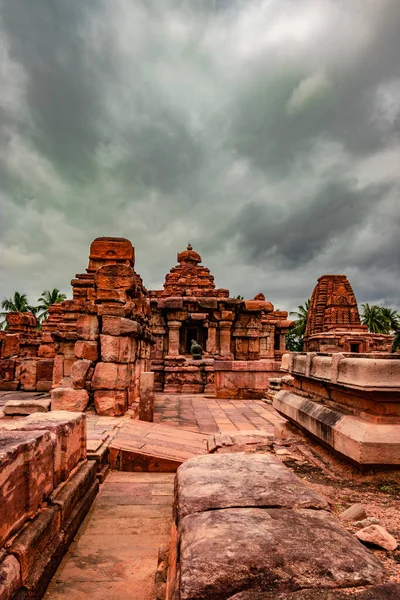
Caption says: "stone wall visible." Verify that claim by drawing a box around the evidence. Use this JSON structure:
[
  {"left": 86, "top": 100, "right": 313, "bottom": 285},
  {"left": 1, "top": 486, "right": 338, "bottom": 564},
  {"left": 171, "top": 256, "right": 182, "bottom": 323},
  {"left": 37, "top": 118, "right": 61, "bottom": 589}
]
[
  {"left": 214, "top": 360, "right": 281, "bottom": 399},
  {"left": 0, "top": 412, "right": 98, "bottom": 600}
]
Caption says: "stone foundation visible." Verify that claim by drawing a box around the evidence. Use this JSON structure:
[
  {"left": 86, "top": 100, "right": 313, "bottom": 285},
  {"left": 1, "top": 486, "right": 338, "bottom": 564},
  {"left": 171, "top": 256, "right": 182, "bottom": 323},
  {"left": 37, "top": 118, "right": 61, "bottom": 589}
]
[
  {"left": 272, "top": 352, "right": 400, "bottom": 468},
  {"left": 0, "top": 412, "right": 98, "bottom": 600}
]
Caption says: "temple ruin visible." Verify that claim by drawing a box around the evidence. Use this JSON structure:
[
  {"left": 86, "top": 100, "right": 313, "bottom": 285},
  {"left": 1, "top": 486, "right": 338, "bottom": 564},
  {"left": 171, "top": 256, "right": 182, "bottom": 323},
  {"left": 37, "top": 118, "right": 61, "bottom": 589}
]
[{"left": 1, "top": 239, "right": 400, "bottom": 600}]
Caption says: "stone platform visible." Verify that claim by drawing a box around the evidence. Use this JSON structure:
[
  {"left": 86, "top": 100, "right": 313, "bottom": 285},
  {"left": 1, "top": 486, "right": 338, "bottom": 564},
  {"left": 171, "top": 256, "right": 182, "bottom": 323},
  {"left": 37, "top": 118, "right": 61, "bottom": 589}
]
[{"left": 273, "top": 353, "right": 400, "bottom": 468}]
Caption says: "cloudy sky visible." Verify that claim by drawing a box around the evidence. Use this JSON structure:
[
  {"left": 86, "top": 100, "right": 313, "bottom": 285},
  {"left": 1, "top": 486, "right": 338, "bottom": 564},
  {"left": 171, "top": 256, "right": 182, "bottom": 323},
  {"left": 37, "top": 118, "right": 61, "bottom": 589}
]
[{"left": 1, "top": 0, "right": 399, "bottom": 313}]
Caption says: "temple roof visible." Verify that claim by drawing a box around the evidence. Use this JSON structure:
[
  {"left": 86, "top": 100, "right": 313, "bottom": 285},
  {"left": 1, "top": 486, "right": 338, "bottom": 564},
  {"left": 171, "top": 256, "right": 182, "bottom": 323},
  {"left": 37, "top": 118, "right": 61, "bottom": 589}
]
[
  {"left": 162, "top": 244, "right": 228, "bottom": 297},
  {"left": 305, "top": 274, "right": 367, "bottom": 337}
]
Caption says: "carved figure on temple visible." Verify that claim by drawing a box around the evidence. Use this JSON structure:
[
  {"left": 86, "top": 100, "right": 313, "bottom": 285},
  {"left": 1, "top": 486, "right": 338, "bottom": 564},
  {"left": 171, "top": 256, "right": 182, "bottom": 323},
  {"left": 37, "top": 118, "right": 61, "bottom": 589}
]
[{"left": 190, "top": 339, "right": 202, "bottom": 360}]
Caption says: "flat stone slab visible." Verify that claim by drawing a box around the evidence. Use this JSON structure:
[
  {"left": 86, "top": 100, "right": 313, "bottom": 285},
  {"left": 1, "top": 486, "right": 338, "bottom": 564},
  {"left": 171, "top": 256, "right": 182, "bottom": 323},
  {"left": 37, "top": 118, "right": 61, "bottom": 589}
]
[
  {"left": 110, "top": 420, "right": 209, "bottom": 472},
  {"left": 4, "top": 399, "right": 51, "bottom": 415},
  {"left": 175, "top": 453, "right": 329, "bottom": 520},
  {"left": 179, "top": 508, "right": 384, "bottom": 600}
]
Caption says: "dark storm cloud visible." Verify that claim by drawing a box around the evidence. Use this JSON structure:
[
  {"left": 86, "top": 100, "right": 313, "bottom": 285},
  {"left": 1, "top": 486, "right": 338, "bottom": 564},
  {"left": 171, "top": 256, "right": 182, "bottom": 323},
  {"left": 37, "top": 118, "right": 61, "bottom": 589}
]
[
  {"left": 1, "top": 0, "right": 399, "bottom": 310},
  {"left": 225, "top": 178, "right": 392, "bottom": 266}
]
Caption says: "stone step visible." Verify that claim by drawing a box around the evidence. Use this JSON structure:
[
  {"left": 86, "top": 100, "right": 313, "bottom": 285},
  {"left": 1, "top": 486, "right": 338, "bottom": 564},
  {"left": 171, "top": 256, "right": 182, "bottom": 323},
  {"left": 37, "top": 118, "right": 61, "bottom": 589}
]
[
  {"left": 110, "top": 420, "right": 209, "bottom": 472},
  {"left": 4, "top": 398, "right": 51, "bottom": 416}
]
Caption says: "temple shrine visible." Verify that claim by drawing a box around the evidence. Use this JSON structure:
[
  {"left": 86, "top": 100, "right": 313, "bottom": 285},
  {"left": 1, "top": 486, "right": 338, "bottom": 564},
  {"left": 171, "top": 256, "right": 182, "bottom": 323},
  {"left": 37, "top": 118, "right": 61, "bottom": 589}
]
[{"left": 304, "top": 274, "right": 392, "bottom": 353}]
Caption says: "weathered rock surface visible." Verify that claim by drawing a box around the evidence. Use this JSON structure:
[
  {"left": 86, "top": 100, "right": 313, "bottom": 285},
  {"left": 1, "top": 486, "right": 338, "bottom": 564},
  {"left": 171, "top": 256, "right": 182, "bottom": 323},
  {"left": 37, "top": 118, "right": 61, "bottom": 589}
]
[
  {"left": 175, "top": 453, "right": 329, "bottom": 521},
  {"left": 227, "top": 583, "right": 400, "bottom": 599},
  {"left": 179, "top": 508, "right": 384, "bottom": 600},
  {"left": 170, "top": 453, "right": 385, "bottom": 600},
  {"left": 356, "top": 524, "right": 398, "bottom": 551},
  {"left": 51, "top": 387, "right": 89, "bottom": 411}
]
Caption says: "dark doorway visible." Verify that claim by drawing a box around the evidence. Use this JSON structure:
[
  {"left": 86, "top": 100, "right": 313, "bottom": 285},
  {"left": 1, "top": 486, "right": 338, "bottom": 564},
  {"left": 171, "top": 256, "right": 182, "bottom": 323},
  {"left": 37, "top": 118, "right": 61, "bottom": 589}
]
[
  {"left": 350, "top": 343, "right": 360, "bottom": 353},
  {"left": 180, "top": 323, "right": 206, "bottom": 354}
]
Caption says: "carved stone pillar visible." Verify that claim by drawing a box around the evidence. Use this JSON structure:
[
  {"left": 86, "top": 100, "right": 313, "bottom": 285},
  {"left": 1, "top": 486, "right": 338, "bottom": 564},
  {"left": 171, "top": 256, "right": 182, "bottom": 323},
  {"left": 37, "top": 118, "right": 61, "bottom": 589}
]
[
  {"left": 206, "top": 323, "right": 218, "bottom": 356},
  {"left": 219, "top": 321, "right": 233, "bottom": 359},
  {"left": 167, "top": 321, "right": 181, "bottom": 357}
]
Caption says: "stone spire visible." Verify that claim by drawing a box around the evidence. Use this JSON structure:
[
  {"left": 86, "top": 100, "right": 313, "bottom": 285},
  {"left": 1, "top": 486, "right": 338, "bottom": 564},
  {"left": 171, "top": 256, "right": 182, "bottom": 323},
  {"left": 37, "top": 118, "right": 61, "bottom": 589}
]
[{"left": 305, "top": 274, "right": 367, "bottom": 338}]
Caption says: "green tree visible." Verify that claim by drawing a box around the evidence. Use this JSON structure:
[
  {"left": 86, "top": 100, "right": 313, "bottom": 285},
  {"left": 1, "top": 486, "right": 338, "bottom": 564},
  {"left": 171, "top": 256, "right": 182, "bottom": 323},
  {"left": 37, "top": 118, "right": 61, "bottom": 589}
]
[
  {"left": 379, "top": 307, "right": 400, "bottom": 334},
  {"left": 361, "top": 304, "right": 391, "bottom": 334},
  {"left": 37, "top": 289, "right": 67, "bottom": 322},
  {"left": 285, "top": 299, "right": 310, "bottom": 351},
  {"left": 235, "top": 295, "right": 244, "bottom": 300},
  {"left": 0, "top": 292, "right": 38, "bottom": 329}
]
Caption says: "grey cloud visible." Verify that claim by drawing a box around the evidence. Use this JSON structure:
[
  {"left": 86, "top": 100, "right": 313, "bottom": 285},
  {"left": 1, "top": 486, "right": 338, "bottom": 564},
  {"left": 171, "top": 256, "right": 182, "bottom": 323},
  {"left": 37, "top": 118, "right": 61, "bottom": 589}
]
[{"left": 1, "top": 0, "right": 399, "bottom": 311}]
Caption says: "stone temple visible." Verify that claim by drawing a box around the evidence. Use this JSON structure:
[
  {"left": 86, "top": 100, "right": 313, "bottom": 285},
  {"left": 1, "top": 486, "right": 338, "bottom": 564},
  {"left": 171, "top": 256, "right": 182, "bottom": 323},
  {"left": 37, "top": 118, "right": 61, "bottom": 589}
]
[{"left": 1, "top": 236, "right": 400, "bottom": 600}]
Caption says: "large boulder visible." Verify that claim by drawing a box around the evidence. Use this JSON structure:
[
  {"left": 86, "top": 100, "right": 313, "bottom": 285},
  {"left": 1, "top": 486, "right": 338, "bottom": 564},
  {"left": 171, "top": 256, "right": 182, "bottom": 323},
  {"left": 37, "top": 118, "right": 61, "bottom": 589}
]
[{"left": 169, "top": 453, "right": 384, "bottom": 600}]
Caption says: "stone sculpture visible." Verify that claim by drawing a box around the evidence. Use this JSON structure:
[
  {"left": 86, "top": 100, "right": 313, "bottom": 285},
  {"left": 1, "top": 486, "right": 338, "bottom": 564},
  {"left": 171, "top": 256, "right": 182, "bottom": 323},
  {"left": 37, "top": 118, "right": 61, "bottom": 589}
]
[{"left": 190, "top": 339, "right": 202, "bottom": 360}]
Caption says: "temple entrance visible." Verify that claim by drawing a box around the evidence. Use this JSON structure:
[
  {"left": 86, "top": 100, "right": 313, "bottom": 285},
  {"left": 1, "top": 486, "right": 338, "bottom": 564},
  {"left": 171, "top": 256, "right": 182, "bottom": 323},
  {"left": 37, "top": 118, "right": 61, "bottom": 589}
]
[{"left": 180, "top": 322, "right": 206, "bottom": 354}]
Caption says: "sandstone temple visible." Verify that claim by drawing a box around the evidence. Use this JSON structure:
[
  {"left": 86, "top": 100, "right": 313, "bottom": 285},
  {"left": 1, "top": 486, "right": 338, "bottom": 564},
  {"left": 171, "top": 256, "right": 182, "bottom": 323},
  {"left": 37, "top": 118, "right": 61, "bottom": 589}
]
[{"left": 1, "top": 237, "right": 399, "bottom": 600}]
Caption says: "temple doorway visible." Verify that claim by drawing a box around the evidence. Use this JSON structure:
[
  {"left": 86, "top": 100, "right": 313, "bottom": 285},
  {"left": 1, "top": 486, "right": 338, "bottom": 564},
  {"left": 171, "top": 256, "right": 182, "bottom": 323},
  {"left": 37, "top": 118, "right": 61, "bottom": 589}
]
[{"left": 180, "top": 323, "right": 206, "bottom": 354}]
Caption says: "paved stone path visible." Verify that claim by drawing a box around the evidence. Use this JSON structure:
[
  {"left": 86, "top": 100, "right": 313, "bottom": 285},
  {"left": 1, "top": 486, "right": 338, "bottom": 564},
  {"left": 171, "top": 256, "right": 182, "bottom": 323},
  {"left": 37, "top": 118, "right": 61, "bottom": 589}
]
[
  {"left": 44, "top": 472, "right": 174, "bottom": 600},
  {"left": 153, "top": 393, "right": 283, "bottom": 435}
]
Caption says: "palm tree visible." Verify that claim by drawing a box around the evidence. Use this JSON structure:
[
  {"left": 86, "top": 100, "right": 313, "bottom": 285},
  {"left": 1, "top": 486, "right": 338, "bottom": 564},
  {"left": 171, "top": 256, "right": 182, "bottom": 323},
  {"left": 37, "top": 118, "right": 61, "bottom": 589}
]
[
  {"left": 37, "top": 289, "right": 67, "bottom": 322},
  {"left": 0, "top": 292, "right": 38, "bottom": 329},
  {"left": 289, "top": 299, "right": 310, "bottom": 338},
  {"left": 361, "top": 304, "right": 389, "bottom": 334},
  {"left": 285, "top": 299, "right": 310, "bottom": 351},
  {"left": 380, "top": 307, "right": 400, "bottom": 334}
]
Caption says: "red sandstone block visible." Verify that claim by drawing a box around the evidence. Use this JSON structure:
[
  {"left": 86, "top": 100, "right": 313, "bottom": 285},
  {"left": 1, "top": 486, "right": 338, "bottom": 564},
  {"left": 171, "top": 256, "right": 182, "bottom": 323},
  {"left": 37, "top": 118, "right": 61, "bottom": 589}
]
[
  {"left": 0, "top": 358, "right": 16, "bottom": 381},
  {"left": 52, "top": 354, "right": 64, "bottom": 387},
  {"left": 94, "top": 264, "right": 135, "bottom": 290},
  {"left": 37, "top": 359, "right": 54, "bottom": 382},
  {"left": 71, "top": 359, "right": 92, "bottom": 388},
  {"left": 51, "top": 387, "right": 89, "bottom": 412},
  {"left": 94, "top": 390, "right": 128, "bottom": 416},
  {"left": 100, "top": 334, "right": 137, "bottom": 363},
  {"left": 76, "top": 314, "right": 99, "bottom": 341},
  {"left": 16, "top": 359, "right": 37, "bottom": 391},
  {"left": 301, "top": 379, "right": 330, "bottom": 400},
  {"left": 2, "top": 334, "right": 20, "bottom": 358},
  {"left": 101, "top": 316, "right": 142, "bottom": 337},
  {"left": 38, "top": 344, "right": 56, "bottom": 358},
  {"left": 0, "top": 430, "right": 55, "bottom": 546},
  {"left": 0, "top": 555, "right": 21, "bottom": 600},
  {"left": 75, "top": 340, "right": 99, "bottom": 361},
  {"left": 21, "top": 412, "right": 86, "bottom": 483},
  {"left": 91, "top": 362, "right": 130, "bottom": 390}
]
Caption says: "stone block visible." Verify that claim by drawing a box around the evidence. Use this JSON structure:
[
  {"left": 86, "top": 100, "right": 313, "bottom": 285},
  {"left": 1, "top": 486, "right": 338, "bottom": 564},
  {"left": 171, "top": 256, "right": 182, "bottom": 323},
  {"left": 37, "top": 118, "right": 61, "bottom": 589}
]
[
  {"left": 100, "top": 335, "right": 136, "bottom": 363},
  {"left": 178, "top": 508, "right": 384, "bottom": 600},
  {"left": 139, "top": 372, "right": 155, "bottom": 422},
  {"left": 19, "top": 412, "right": 86, "bottom": 484},
  {"left": 74, "top": 340, "right": 99, "bottom": 361},
  {"left": 0, "top": 555, "right": 21, "bottom": 600},
  {"left": 94, "top": 263, "right": 135, "bottom": 290},
  {"left": 52, "top": 354, "right": 64, "bottom": 387},
  {"left": 76, "top": 314, "right": 99, "bottom": 341},
  {"left": 36, "top": 359, "right": 54, "bottom": 382},
  {"left": 51, "top": 387, "right": 89, "bottom": 412},
  {"left": 71, "top": 359, "right": 92, "bottom": 388},
  {"left": 91, "top": 362, "right": 129, "bottom": 390},
  {"left": 0, "top": 359, "right": 16, "bottom": 382},
  {"left": 94, "top": 390, "right": 128, "bottom": 416},
  {"left": 16, "top": 360, "right": 37, "bottom": 391},
  {"left": 102, "top": 316, "right": 142, "bottom": 337},
  {"left": 0, "top": 430, "right": 54, "bottom": 547},
  {"left": 50, "top": 461, "right": 96, "bottom": 525},
  {"left": 175, "top": 453, "right": 328, "bottom": 522},
  {"left": 6, "top": 505, "right": 61, "bottom": 583},
  {"left": 4, "top": 399, "right": 51, "bottom": 416}
]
